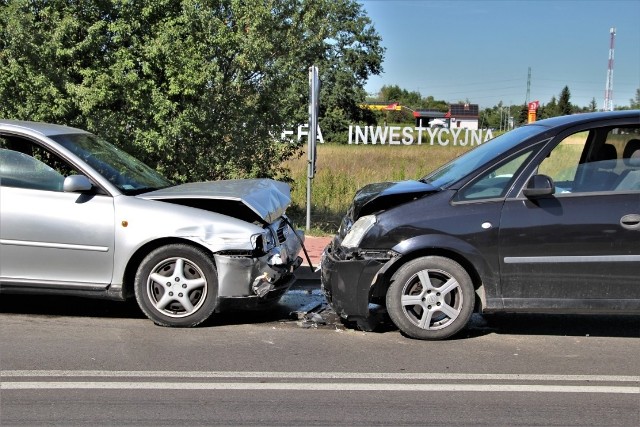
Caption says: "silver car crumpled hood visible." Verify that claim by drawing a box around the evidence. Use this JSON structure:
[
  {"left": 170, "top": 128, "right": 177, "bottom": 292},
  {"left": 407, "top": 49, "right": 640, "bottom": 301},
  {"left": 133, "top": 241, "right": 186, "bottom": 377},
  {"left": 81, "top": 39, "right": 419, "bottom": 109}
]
[{"left": 138, "top": 179, "right": 291, "bottom": 224}]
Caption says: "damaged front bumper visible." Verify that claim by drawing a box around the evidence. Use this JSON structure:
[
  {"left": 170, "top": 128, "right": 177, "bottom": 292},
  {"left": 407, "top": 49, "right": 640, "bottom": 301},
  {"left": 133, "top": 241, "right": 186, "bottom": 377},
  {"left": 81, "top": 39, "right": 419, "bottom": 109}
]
[
  {"left": 320, "top": 237, "right": 398, "bottom": 323},
  {"left": 215, "top": 227, "right": 304, "bottom": 310}
]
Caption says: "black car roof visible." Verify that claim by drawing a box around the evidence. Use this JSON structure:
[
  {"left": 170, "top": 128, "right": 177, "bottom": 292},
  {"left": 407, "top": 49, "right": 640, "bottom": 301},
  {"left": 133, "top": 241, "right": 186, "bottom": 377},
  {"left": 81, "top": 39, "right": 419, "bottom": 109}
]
[{"left": 531, "top": 110, "right": 640, "bottom": 129}]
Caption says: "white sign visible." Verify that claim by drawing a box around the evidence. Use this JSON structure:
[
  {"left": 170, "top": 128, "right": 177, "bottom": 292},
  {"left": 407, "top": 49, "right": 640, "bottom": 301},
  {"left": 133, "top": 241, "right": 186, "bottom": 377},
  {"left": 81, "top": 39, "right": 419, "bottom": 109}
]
[
  {"left": 281, "top": 124, "right": 324, "bottom": 144},
  {"left": 280, "top": 124, "right": 494, "bottom": 146},
  {"left": 348, "top": 125, "right": 493, "bottom": 146}
]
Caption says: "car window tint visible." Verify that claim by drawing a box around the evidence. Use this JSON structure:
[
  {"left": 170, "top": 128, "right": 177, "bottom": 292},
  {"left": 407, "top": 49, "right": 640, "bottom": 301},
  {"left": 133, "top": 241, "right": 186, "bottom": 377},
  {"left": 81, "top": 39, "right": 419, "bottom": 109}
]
[
  {"left": 539, "top": 127, "right": 640, "bottom": 194},
  {"left": 0, "top": 136, "right": 77, "bottom": 191},
  {"left": 458, "top": 149, "right": 535, "bottom": 201}
]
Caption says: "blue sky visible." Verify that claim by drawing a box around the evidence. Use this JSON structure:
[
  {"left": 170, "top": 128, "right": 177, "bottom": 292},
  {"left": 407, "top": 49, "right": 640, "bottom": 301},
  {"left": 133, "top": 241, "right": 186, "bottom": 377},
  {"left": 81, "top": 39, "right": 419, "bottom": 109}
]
[{"left": 360, "top": 0, "right": 640, "bottom": 109}]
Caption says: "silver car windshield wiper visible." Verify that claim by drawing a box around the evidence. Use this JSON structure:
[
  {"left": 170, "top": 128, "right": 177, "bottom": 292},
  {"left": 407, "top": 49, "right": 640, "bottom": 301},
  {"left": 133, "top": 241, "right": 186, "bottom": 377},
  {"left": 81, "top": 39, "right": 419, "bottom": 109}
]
[{"left": 123, "top": 185, "right": 172, "bottom": 196}]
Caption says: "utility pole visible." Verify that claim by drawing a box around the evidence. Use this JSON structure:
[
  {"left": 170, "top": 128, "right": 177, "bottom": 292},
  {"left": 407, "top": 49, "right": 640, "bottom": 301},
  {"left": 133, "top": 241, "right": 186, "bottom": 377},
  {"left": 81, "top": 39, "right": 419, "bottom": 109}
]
[
  {"left": 525, "top": 67, "right": 531, "bottom": 105},
  {"left": 604, "top": 27, "right": 616, "bottom": 111}
]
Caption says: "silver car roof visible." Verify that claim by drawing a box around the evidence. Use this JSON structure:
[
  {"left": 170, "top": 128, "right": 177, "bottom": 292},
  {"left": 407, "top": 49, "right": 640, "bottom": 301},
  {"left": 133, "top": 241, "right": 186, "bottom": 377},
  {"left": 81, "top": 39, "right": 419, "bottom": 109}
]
[{"left": 0, "top": 120, "right": 88, "bottom": 136}]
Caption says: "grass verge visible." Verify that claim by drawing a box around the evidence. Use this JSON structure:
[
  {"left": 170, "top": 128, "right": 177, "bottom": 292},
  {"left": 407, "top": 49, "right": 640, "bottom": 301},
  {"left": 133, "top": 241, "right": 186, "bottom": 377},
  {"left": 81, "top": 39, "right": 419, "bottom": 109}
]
[{"left": 284, "top": 143, "right": 471, "bottom": 234}]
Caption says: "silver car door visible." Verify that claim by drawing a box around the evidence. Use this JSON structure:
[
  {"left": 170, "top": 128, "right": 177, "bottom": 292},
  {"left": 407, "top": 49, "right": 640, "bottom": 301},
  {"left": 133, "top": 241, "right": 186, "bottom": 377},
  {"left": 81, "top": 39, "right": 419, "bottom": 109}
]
[
  {"left": 0, "top": 145, "right": 115, "bottom": 290},
  {"left": 0, "top": 186, "right": 115, "bottom": 288}
]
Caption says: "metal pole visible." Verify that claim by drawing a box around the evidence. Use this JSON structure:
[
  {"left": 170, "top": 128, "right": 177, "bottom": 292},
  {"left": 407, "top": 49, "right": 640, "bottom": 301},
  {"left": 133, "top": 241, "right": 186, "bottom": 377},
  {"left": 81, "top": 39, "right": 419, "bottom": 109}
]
[
  {"left": 306, "top": 66, "right": 319, "bottom": 231},
  {"left": 306, "top": 165, "right": 312, "bottom": 230}
]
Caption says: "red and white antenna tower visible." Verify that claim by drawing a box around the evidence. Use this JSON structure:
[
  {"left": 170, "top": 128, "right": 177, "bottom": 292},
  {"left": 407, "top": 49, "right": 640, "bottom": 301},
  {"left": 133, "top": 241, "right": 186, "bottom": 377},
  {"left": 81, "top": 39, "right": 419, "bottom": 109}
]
[{"left": 604, "top": 27, "right": 616, "bottom": 111}]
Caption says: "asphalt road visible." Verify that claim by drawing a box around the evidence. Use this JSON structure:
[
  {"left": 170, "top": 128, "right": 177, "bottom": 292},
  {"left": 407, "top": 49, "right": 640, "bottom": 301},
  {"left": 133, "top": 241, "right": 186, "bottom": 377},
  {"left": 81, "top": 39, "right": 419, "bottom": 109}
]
[{"left": 1, "top": 279, "right": 639, "bottom": 426}]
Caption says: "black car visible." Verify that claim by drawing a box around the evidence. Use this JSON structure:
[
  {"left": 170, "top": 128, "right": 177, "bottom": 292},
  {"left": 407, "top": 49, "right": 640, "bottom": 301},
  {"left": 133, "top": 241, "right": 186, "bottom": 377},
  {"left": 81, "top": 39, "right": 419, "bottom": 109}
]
[{"left": 321, "top": 110, "right": 640, "bottom": 340}]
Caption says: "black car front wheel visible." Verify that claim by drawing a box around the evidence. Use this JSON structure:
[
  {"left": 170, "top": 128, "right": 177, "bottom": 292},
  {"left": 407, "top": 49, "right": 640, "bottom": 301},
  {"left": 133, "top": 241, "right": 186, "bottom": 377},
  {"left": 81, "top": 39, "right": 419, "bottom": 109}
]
[
  {"left": 386, "top": 256, "right": 474, "bottom": 340},
  {"left": 134, "top": 244, "right": 218, "bottom": 327}
]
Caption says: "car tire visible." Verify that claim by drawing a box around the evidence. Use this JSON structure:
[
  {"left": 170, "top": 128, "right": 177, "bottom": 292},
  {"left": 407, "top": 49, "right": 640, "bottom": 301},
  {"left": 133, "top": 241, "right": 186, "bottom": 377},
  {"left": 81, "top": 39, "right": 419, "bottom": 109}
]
[
  {"left": 386, "top": 256, "right": 474, "bottom": 340},
  {"left": 134, "top": 244, "right": 218, "bottom": 327}
]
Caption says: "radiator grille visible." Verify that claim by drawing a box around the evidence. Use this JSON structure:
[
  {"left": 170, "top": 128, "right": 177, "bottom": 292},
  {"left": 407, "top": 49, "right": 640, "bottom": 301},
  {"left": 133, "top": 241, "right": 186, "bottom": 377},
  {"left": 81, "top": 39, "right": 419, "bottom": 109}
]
[{"left": 276, "top": 223, "right": 288, "bottom": 243}]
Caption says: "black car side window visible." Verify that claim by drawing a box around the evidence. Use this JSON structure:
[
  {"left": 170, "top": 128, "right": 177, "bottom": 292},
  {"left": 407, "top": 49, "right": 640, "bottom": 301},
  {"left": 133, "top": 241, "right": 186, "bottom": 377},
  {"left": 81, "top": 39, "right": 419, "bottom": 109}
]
[
  {"left": 458, "top": 149, "right": 535, "bottom": 201},
  {"left": 539, "top": 127, "right": 640, "bottom": 194},
  {"left": 538, "top": 131, "right": 588, "bottom": 193}
]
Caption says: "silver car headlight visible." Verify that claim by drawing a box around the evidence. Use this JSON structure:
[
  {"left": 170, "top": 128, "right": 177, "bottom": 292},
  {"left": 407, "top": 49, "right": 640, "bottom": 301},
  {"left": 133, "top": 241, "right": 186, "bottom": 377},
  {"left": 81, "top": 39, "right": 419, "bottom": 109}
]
[
  {"left": 251, "top": 230, "right": 275, "bottom": 253},
  {"left": 341, "top": 215, "right": 376, "bottom": 249}
]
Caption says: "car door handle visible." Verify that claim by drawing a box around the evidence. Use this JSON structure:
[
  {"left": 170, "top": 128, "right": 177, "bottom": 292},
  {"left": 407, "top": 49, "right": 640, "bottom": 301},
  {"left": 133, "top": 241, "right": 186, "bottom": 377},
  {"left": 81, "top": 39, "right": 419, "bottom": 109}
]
[{"left": 620, "top": 214, "right": 640, "bottom": 230}]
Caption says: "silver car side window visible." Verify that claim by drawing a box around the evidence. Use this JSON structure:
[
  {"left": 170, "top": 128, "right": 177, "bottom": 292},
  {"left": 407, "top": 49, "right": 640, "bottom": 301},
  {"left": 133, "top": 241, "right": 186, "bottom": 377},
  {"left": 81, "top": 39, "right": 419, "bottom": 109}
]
[{"left": 0, "top": 137, "right": 76, "bottom": 192}]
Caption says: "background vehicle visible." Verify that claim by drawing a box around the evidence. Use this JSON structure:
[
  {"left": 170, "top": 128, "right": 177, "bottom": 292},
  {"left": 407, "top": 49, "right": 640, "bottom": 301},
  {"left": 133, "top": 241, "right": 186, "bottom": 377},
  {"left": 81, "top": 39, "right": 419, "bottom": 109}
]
[
  {"left": 429, "top": 118, "right": 447, "bottom": 128},
  {"left": 321, "top": 110, "right": 640, "bottom": 340},
  {"left": 0, "top": 120, "right": 303, "bottom": 327}
]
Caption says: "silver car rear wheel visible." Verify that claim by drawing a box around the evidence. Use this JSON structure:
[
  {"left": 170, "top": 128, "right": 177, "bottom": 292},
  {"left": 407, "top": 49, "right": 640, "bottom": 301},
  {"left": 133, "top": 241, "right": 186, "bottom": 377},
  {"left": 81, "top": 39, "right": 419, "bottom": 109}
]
[{"left": 135, "top": 244, "right": 218, "bottom": 327}]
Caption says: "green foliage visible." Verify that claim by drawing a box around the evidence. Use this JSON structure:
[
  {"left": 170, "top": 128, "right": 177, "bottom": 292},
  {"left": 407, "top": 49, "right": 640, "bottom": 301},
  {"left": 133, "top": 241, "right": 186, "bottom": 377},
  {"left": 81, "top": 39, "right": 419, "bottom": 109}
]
[
  {"left": 517, "top": 104, "right": 528, "bottom": 126},
  {"left": 631, "top": 89, "right": 640, "bottom": 109},
  {"left": 0, "top": 0, "right": 384, "bottom": 182},
  {"left": 314, "top": 1, "right": 384, "bottom": 144},
  {"left": 422, "top": 95, "right": 450, "bottom": 112},
  {"left": 558, "top": 85, "right": 572, "bottom": 116},
  {"left": 364, "top": 85, "right": 449, "bottom": 125}
]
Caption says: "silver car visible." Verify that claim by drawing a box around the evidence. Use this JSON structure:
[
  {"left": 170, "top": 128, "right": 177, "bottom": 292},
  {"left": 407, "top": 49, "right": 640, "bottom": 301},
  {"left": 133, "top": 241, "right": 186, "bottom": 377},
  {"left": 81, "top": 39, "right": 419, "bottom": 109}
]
[{"left": 0, "top": 120, "right": 304, "bottom": 326}]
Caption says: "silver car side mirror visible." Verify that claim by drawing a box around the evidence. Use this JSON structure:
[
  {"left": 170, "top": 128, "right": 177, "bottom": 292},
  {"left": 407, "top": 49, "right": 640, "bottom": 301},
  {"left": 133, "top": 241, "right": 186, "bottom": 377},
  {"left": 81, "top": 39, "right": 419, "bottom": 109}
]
[{"left": 63, "top": 175, "right": 93, "bottom": 193}]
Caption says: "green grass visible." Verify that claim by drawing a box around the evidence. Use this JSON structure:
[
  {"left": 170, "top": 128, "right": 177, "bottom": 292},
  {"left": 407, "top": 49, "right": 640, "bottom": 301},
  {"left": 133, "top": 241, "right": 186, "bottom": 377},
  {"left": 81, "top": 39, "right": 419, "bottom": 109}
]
[{"left": 285, "top": 143, "right": 471, "bottom": 234}]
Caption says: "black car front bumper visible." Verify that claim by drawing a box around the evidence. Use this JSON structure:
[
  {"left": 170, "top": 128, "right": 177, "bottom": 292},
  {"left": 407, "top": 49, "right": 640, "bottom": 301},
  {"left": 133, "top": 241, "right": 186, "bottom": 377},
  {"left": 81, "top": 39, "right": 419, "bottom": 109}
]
[{"left": 320, "top": 238, "right": 394, "bottom": 322}]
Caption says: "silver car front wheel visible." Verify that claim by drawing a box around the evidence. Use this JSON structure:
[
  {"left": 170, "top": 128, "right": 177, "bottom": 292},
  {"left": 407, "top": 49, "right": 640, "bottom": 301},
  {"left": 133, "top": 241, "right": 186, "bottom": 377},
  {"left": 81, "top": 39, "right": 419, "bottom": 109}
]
[{"left": 135, "top": 244, "right": 218, "bottom": 327}]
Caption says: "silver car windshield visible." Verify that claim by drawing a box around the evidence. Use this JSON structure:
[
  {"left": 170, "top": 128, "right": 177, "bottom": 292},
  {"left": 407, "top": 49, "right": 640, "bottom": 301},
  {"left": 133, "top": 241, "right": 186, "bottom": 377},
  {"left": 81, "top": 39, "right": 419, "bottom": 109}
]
[
  {"left": 421, "top": 125, "right": 546, "bottom": 188},
  {"left": 51, "top": 133, "right": 173, "bottom": 195}
]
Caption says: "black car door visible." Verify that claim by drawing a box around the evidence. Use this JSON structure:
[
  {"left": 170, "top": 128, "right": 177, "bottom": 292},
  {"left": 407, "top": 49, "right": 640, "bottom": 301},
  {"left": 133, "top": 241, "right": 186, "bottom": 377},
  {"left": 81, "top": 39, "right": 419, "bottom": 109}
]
[{"left": 499, "top": 126, "right": 640, "bottom": 311}]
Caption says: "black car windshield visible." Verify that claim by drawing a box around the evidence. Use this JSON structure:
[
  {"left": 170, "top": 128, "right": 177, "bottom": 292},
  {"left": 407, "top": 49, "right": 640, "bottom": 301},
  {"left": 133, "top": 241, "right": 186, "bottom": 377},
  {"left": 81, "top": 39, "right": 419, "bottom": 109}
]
[
  {"left": 51, "top": 133, "right": 173, "bottom": 195},
  {"left": 421, "top": 125, "right": 547, "bottom": 188}
]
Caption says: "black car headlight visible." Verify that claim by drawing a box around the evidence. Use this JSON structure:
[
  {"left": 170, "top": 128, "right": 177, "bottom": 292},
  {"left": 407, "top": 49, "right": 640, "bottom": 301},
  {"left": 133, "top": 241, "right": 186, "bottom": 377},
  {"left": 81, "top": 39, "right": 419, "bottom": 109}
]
[{"left": 341, "top": 215, "right": 376, "bottom": 249}]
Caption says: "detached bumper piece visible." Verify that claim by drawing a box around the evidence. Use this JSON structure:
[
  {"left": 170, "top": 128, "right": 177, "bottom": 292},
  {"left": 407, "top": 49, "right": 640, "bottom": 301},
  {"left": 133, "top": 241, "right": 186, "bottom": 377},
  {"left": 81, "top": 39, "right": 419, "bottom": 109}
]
[{"left": 320, "top": 239, "right": 388, "bottom": 323}]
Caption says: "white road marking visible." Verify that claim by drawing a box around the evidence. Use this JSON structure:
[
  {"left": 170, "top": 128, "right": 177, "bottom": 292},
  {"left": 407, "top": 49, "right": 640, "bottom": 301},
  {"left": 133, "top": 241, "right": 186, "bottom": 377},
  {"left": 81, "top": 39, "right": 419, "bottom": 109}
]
[
  {"left": 1, "top": 381, "right": 638, "bottom": 394},
  {"left": 2, "top": 371, "right": 638, "bottom": 394},
  {"left": 2, "top": 370, "right": 639, "bottom": 382}
]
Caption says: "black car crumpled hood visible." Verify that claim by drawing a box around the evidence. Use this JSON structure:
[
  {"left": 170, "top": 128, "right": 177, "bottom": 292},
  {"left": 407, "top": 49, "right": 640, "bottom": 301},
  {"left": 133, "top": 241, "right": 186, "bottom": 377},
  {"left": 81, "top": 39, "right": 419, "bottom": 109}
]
[
  {"left": 352, "top": 180, "right": 438, "bottom": 219},
  {"left": 138, "top": 179, "right": 291, "bottom": 224}
]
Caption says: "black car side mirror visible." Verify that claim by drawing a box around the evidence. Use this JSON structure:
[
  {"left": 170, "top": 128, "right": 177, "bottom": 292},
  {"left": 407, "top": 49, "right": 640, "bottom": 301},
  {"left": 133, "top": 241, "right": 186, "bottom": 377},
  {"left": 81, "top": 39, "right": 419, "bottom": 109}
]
[{"left": 523, "top": 174, "right": 555, "bottom": 198}]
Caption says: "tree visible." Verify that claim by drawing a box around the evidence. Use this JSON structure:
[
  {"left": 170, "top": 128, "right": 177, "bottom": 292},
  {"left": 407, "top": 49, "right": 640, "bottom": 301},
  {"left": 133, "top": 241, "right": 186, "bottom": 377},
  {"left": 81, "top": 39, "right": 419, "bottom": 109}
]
[
  {"left": 631, "top": 88, "right": 640, "bottom": 109},
  {"left": 0, "top": 0, "right": 383, "bottom": 181},
  {"left": 378, "top": 85, "right": 406, "bottom": 103},
  {"left": 373, "top": 85, "right": 423, "bottom": 124},
  {"left": 366, "top": 85, "right": 450, "bottom": 125},
  {"left": 422, "top": 96, "right": 449, "bottom": 112},
  {"left": 558, "top": 86, "right": 573, "bottom": 116},
  {"left": 539, "top": 96, "right": 559, "bottom": 119},
  {"left": 517, "top": 104, "right": 528, "bottom": 126},
  {"left": 312, "top": 1, "right": 384, "bottom": 143}
]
